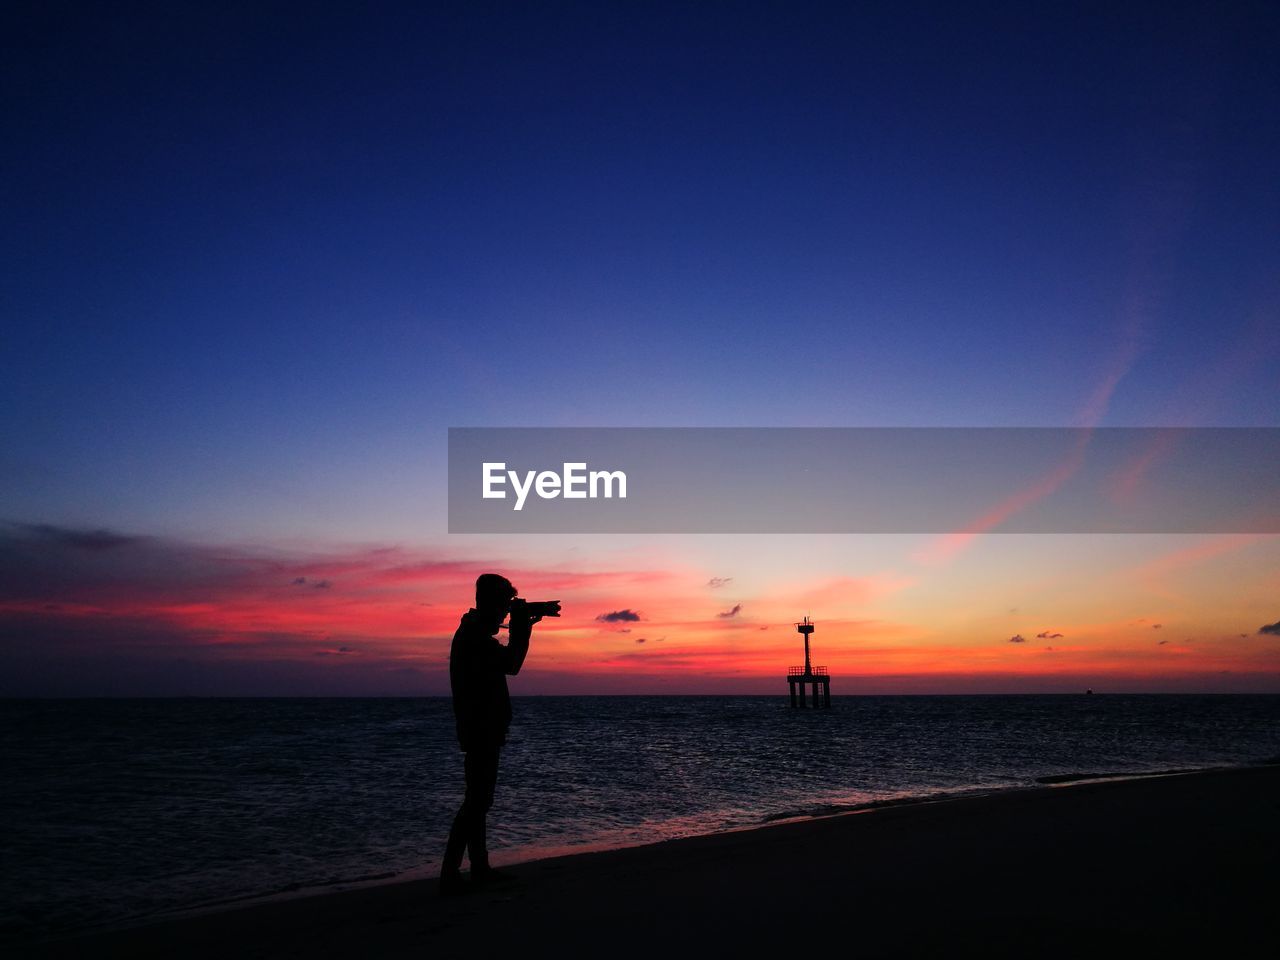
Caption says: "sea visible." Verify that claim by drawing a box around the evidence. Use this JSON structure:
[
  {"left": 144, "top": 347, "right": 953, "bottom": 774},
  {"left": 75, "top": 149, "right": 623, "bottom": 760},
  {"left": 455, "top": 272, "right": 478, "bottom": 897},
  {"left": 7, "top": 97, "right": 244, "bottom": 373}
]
[{"left": 2, "top": 694, "right": 1278, "bottom": 946}]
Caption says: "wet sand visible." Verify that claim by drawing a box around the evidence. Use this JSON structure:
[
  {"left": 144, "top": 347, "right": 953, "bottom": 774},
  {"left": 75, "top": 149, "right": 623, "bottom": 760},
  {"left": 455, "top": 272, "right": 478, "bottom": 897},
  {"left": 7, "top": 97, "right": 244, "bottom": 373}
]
[{"left": 33, "top": 765, "right": 1280, "bottom": 958}]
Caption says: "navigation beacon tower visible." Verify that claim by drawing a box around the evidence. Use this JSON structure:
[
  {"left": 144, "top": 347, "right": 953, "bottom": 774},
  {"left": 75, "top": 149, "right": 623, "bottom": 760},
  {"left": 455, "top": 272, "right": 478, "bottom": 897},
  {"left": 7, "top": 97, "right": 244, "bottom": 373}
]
[{"left": 787, "top": 615, "right": 831, "bottom": 708}]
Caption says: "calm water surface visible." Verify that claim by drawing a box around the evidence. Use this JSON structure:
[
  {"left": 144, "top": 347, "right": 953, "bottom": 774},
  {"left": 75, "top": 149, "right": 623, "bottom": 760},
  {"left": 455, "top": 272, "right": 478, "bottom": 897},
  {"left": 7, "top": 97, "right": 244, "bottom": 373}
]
[{"left": 2, "top": 694, "right": 1277, "bottom": 944}]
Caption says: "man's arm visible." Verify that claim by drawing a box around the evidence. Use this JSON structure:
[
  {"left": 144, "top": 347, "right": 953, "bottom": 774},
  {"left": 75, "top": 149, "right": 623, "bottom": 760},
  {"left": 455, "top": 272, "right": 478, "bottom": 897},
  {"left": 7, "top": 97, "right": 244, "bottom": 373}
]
[{"left": 502, "top": 611, "right": 534, "bottom": 675}]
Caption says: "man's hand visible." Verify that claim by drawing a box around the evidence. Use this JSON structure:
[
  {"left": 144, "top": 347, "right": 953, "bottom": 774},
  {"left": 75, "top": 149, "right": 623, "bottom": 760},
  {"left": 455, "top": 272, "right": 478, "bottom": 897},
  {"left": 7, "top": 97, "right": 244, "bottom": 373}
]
[
  {"left": 507, "top": 606, "right": 540, "bottom": 631},
  {"left": 507, "top": 599, "right": 557, "bottom": 634}
]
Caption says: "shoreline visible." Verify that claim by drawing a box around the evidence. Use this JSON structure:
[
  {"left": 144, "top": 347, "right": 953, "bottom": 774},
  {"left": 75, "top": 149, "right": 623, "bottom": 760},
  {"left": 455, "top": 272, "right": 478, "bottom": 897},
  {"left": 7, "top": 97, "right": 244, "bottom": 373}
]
[
  {"left": 29, "top": 764, "right": 1242, "bottom": 940},
  {"left": 28, "top": 762, "right": 1280, "bottom": 957}
]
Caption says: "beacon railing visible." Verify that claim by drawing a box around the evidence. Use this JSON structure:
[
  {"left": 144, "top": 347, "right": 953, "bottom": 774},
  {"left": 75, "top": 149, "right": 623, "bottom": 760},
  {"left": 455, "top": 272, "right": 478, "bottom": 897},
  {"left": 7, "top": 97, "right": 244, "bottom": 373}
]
[{"left": 787, "top": 666, "right": 828, "bottom": 676}]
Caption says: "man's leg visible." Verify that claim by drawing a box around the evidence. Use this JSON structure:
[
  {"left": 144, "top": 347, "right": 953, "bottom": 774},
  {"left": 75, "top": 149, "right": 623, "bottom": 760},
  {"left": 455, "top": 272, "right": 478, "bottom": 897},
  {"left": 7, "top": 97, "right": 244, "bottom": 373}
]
[
  {"left": 464, "top": 746, "right": 500, "bottom": 872},
  {"left": 442, "top": 804, "right": 468, "bottom": 879},
  {"left": 440, "top": 751, "right": 474, "bottom": 892},
  {"left": 441, "top": 746, "right": 500, "bottom": 876}
]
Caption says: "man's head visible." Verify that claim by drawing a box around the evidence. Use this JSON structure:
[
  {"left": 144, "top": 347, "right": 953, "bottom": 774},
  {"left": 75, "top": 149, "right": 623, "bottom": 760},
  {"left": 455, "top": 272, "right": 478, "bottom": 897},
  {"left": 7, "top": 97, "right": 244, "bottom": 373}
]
[{"left": 475, "top": 573, "right": 517, "bottom": 619}]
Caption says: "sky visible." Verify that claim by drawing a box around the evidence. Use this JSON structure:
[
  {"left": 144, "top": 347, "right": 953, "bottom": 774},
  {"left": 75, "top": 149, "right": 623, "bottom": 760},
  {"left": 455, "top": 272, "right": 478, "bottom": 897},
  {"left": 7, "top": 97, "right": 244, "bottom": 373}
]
[{"left": 2, "top": 1, "right": 1278, "bottom": 695}]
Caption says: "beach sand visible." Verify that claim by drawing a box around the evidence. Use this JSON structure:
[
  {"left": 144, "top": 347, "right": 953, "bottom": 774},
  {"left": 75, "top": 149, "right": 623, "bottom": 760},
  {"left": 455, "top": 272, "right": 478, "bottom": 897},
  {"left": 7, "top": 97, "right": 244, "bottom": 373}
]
[{"left": 32, "top": 765, "right": 1279, "bottom": 958}]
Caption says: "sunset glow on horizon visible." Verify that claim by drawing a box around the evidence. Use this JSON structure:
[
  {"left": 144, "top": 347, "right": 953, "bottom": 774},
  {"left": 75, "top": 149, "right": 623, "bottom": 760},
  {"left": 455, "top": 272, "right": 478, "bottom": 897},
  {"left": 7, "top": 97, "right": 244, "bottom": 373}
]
[{"left": 4, "top": 521, "right": 1276, "bottom": 696}]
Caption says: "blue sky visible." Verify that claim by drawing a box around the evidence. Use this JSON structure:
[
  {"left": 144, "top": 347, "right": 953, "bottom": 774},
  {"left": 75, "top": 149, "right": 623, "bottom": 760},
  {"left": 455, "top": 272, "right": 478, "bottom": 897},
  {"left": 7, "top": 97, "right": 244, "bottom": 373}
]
[{"left": 2, "top": 1, "right": 1278, "bottom": 610}]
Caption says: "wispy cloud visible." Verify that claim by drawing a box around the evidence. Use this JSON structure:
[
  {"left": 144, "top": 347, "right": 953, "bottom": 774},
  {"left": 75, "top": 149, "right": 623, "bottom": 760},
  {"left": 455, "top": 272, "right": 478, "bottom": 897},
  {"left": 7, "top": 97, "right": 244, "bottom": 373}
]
[
  {"left": 914, "top": 435, "right": 1090, "bottom": 565},
  {"left": 778, "top": 574, "right": 915, "bottom": 610},
  {"left": 717, "top": 604, "right": 742, "bottom": 619},
  {"left": 1130, "top": 534, "right": 1262, "bottom": 601},
  {"left": 14, "top": 523, "right": 142, "bottom": 551},
  {"left": 913, "top": 293, "right": 1155, "bottom": 569}
]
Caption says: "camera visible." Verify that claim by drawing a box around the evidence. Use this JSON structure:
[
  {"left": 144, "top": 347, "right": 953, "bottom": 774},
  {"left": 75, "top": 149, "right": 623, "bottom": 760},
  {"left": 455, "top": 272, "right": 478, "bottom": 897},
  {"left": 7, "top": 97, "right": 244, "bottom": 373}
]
[{"left": 509, "top": 597, "right": 561, "bottom": 619}]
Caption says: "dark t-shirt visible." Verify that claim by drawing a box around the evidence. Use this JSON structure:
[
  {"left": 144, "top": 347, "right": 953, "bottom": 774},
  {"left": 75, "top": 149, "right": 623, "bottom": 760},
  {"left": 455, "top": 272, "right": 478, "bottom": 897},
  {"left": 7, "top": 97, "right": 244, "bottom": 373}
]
[{"left": 449, "top": 609, "right": 519, "bottom": 751}]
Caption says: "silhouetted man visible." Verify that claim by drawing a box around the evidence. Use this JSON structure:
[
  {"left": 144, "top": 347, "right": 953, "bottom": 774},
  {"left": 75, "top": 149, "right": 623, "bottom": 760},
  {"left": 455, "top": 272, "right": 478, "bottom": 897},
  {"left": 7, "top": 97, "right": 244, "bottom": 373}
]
[{"left": 440, "top": 573, "right": 543, "bottom": 895}]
